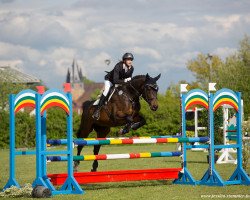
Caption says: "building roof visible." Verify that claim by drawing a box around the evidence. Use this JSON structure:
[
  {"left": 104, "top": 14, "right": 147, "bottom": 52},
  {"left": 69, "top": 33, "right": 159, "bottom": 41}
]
[
  {"left": 73, "top": 82, "right": 104, "bottom": 110},
  {"left": 0, "top": 66, "right": 40, "bottom": 84}
]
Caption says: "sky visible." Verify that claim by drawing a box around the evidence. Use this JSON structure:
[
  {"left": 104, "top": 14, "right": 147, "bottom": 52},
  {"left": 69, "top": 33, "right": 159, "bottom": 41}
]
[{"left": 0, "top": 0, "right": 250, "bottom": 92}]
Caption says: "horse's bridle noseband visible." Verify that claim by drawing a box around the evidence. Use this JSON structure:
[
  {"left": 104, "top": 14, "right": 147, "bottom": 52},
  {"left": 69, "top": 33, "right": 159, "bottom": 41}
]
[
  {"left": 143, "top": 84, "right": 159, "bottom": 103},
  {"left": 129, "top": 81, "right": 158, "bottom": 104}
]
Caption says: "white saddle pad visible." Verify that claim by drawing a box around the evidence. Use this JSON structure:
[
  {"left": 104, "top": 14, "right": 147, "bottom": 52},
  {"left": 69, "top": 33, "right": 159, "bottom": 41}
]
[
  {"left": 93, "top": 88, "right": 117, "bottom": 106},
  {"left": 93, "top": 99, "right": 100, "bottom": 106}
]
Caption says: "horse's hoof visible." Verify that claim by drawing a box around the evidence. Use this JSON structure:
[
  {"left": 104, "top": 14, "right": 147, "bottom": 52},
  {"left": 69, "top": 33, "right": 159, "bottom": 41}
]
[
  {"left": 118, "top": 128, "right": 128, "bottom": 135},
  {"left": 73, "top": 162, "right": 79, "bottom": 172},
  {"left": 73, "top": 166, "right": 78, "bottom": 172},
  {"left": 118, "top": 129, "right": 123, "bottom": 135},
  {"left": 91, "top": 169, "right": 97, "bottom": 172}
]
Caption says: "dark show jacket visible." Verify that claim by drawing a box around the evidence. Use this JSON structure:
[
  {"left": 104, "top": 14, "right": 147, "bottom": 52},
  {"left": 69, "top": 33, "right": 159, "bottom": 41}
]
[{"left": 105, "top": 61, "right": 134, "bottom": 84}]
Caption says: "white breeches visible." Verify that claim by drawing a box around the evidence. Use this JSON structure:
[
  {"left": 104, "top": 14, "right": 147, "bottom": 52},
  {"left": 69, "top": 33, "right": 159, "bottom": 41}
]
[{"left": 103, "top": 80, "right": 113, "bottom": 96}]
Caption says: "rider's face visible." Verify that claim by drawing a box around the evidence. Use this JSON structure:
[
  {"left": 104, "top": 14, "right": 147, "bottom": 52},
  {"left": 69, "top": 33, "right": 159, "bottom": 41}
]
[{"left": 124, "top": 59, "right": 133, "bottom": 67}]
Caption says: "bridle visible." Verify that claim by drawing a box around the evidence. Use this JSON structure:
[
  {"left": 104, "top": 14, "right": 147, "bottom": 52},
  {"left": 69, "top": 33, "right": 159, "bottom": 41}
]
[
  {"left": 143, "top": 83, "right": 159, "bottom": 104},
  {"left": 129, "top": 81, "right": 158, "bottom": 104}
]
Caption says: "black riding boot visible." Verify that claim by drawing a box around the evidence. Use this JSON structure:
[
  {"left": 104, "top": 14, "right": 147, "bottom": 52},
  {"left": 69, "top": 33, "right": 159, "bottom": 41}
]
[{"left": 92, "top": 94, "right": 106, "bottom": 120}]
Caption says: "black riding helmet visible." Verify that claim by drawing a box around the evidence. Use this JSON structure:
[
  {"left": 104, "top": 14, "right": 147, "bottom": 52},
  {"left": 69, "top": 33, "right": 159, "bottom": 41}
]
[{"left": 122, "top": 53, "right": 134, "bottom": 61}]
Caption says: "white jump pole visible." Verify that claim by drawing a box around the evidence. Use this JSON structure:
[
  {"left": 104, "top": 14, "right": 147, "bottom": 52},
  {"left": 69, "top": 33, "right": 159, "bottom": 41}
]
[
  {"left": 216, "top": 105, "right": 237, "bottom": 164},
  {"left": 192, "top": 107, "right": 206, "bottom": 151}
]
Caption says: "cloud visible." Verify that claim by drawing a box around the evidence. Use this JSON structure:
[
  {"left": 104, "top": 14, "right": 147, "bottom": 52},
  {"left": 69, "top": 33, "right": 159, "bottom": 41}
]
[
  {"left": 0, "top": 0, "right": 249, "bottom": 92},
  {"left": 0, "top": 11, "right": 71, "bottom": 49},
  {"left": 132, "top": 47, "right": 162, "bottom": 60},
  {"left": 81, "top": 30, "right": 108, "bottom": 49},
  {"left": 212, "top": 47, "right": 237, "bottom": 59},
  {"left": 0, "top": 0, "right": 15, "bottom": 3},
  {"left": 87, "top": 52, "right": 112, "bottom": 71},
  {"left": 0, "top": 42, "right": 41, "bottom": 62},
  {"left": 204, "top": 15, "right": 241, "bottom": 32},
  {"left": 49, "top": 47, "right": 78, "bottom": 75},
  {"left": 0, "top": 59, "right": 23, "bottom": 67}
]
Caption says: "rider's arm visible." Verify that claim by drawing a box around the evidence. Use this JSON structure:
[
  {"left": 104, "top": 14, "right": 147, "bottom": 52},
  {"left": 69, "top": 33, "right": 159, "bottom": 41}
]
[
  {"left": 124, "top": 67, "right": 134, "bottom": 82},
  {"left": 128, "top": 67, "right": 134, "bottom": 78},
  {"left": 113, "top": 64, "right": 125, "bottom": 84}
]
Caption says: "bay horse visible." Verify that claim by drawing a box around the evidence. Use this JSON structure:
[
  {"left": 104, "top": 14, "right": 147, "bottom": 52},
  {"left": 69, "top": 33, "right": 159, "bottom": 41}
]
[{"left": 74, "top": 73, "right": 161, "bottom": 172}]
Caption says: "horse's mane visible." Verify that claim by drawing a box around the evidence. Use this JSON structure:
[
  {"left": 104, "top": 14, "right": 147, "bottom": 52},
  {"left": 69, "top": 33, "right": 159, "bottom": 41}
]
[{"left": 132, "top": 75, "right": 146, "bottom": 80}]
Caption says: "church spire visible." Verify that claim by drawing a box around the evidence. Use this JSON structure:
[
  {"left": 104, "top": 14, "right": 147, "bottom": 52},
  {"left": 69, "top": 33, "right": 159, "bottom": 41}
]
[{"left": 66, "top": 68, "right": 71, "bottom": 83}]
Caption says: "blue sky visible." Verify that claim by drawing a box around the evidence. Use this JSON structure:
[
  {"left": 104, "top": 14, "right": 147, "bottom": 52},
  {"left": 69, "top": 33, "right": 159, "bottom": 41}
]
[{"left": 0, "top": 0, "right": 249, "bottom": 92}]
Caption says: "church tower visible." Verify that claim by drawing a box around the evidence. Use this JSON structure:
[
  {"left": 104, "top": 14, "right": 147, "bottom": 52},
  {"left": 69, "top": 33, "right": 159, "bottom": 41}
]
[{"left": 66, "top": 59, "right": 85, "bottom": 101}]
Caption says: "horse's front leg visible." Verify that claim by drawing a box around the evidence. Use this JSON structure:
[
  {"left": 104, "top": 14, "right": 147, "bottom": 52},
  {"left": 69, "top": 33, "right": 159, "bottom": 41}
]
[
  {"left": 91, "top": 145, "right": 101, "bottom": 172},
  {"left": 131, "top": 114, "right": 146, "bottom": 130},
  {"left": 118, "top": 116, "right": 133, "bottom": 135}
]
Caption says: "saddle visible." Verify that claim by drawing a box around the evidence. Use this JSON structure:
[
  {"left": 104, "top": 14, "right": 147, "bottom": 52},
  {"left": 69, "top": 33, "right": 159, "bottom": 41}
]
[{"left": 93, "top": 85, "right": 120, "bottom": 106}]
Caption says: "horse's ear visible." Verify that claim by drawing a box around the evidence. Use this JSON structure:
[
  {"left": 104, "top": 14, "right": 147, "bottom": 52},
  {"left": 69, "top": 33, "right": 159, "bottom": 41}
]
[
  {"left": 154, "top": 73, "right": 161, "bottom": 81},
  {"left": 146, "top": 73, "right": 150, "bottom": 80}
]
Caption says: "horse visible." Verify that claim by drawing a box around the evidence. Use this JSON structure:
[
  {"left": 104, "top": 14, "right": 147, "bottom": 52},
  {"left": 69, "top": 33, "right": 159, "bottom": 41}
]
[{"left": 74, "top": 73, "right": 161, "bottom": 172}]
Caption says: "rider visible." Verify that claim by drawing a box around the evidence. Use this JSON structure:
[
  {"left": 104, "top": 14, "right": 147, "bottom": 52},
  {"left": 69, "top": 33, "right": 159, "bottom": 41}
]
[{"left": 92, "top": 52, "right": 134, "bottom": 120}]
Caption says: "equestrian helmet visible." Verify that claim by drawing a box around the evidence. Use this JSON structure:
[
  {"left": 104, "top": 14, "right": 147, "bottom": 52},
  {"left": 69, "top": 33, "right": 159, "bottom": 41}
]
[{"left": 122, "top": 53, "right": 134, "bottom": 61}]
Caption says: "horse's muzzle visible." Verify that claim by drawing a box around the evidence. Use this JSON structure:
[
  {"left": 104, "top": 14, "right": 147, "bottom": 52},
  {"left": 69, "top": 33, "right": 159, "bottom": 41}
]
[
  {"left": 147, "top": 98, "right": 158, "bottom": 111},
  {"left": 149, "top": 100, "right": 158, "bottom": 111},
  {"left": 150, "top": 104, "right": 158, "bottom": 111}
]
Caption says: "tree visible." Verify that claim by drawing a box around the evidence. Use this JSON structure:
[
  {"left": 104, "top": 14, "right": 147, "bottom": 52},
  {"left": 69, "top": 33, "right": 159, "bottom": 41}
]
[
  {"left": 187, "top": 54, "right": 223, "bottom": 90},
  {"left": 0, "top": 81, "right": 26, "bottom": 111},
  {"left": 186, "top": 35, "right": 250, "bottom": 118},
  {"left": 215, "top": 35, "right": 250, "bottom": 117},
  {"left": 90, "top": 89, "right": 101, "bottom": 100}
]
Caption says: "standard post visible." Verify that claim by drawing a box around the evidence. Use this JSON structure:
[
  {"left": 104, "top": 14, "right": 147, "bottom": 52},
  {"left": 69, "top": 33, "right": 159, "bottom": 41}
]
[{"left": 3, "top": 95, "right": 20, "bottom": 189}]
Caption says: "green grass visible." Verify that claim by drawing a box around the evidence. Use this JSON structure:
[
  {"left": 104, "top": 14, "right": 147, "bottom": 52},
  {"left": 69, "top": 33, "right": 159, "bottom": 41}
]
[{"left": 0, "top": 144, "right": 249, "bottom": 200}]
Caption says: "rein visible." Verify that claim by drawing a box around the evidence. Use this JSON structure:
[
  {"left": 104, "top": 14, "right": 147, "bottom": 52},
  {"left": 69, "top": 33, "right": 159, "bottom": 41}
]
[
  {"left": 129, "top": 81, "right": 142, "bottom": 98},
  {"left": 128, "top": 80, "right": 158, "bottom": 104}
]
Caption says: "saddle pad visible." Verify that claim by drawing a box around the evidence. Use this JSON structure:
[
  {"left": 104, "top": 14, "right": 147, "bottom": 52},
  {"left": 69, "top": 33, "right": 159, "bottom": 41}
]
[
  {"left": 92, "top": 87, "right": 117, "bottom": 106},
  {"left": 93, "top": 99, "right": 100, "bottom": 105}
]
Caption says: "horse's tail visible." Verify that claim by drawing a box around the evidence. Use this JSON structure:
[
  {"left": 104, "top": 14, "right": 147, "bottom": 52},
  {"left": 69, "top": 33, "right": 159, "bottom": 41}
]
[{"left": 76, "top": 100, "right": 94, "bottom": 138}]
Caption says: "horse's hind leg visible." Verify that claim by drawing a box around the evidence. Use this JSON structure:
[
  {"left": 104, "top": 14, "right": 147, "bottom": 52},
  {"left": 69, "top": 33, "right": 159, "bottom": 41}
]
[
  {"left": 92, "top": 125, "right": 110, "bottom": 172},
  {"left": 74, "top": 124, "right": 93, "bottom": 172},
  {"left": 74, "top": 145, "right": 84, "bottom": 172},
  {"left": 91, "top": 145, "right": 101, "bottom": 172}
]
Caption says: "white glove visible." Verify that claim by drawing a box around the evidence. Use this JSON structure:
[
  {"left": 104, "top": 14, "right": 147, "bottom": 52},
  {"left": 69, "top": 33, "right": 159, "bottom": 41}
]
[{"left": 124, "top": 77, "right": 131, "bottom": 82}]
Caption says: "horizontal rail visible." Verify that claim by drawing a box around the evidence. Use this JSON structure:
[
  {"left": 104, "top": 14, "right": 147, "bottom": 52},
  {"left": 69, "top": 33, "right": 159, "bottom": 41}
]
[
  {"left": 15, "top": 150, "right": 36, "bottom": 155},
  {"left": 47, "top": 151, "right": 182, "bottom": 162},
  {"left": 214, "top": 144, "right": 239, "bottom": 149},
  {"left": 243, "top": 137, "right": 250, "bottom": 141},
  {"left": 186, "top": 144, "right": 209, "bottom": 149},
  {"left": 226, "top": 130, "right": 237, "bottom": 132},
  {"left": 47, "top": 137, "right": 209, "bottom": 146},
  {"left": 41, "top": 150, "right": 70, "bottom": 155}
]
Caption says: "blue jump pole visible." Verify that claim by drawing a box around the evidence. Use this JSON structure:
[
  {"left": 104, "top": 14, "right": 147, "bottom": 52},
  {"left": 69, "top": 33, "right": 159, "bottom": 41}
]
[
  {"left": 32, "top": 93, "right": 47, "bottom": 188},
  {"left": 174, "top": 89, "right": 196, "bottom": 185},
  {"left": 41, "top": 111, "right": 56, "bottom": 191},
  {"left": 3, "top": 95, "right": 20, "bottom": 189},
  {"left": 200, "top": 91, "right": 224, "bottom": 186},
  {"left": 227, "top": 92, "right": 250, "bottom": 185},
  {"left": 59, "top": 91, "right": 83, "bottom": 194}
]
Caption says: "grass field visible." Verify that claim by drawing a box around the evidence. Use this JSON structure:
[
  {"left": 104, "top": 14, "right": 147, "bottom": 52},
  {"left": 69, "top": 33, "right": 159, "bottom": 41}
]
[{"left": 0, "top": 144, "right": 249, "bottom": 200}]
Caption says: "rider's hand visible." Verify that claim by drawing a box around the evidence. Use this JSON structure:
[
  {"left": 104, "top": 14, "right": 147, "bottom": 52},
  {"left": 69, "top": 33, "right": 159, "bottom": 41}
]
[{"left": 124, "top": 77, "right": 131, "bottom": 83}]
